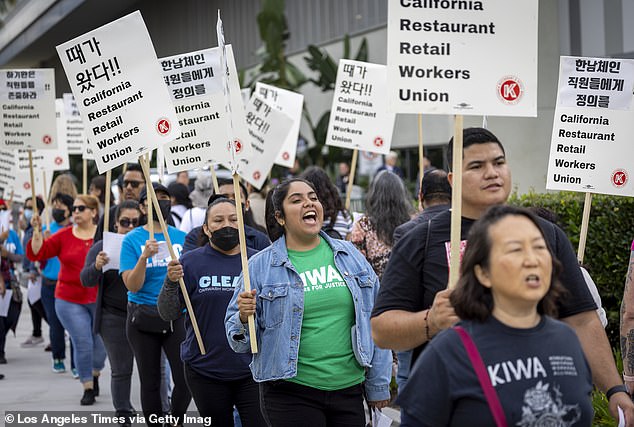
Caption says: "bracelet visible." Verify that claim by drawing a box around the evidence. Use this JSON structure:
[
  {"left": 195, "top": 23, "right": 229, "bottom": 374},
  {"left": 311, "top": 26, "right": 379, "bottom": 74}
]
[
  {"left": 606, "top": 384, "right": 629, "bottom": 400},
  {"left": 624, "top": 373, "right": 634, "bottom": 382},
  {"left": 424, "top": 309, "right": 432, "bottom": 341}
]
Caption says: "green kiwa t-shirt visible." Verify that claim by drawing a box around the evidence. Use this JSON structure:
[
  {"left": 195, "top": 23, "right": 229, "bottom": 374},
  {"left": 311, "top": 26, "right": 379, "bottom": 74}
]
[{"left": 287, "top": 237, "right": 364, "bottom": 390}]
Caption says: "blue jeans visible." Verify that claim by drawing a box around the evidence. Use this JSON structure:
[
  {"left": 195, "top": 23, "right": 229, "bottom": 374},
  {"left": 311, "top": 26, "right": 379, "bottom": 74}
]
[
  {"left": 40, "top": 278, "right": 66, "bottom": 360},
  {"left": 100, "top": 311, "right": 135, "bottom": 415},
  {"left": 396, "top": 350, "right": 412, "bottom": 393},
  {"left": 55, "top": 299, "right": 106, "bottom": 383}
]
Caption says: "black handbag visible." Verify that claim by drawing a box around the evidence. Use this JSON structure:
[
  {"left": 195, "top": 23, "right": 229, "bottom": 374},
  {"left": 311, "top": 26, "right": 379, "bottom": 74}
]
[{"left": 129, "top": 303, "right": 171, "bottom": 334}]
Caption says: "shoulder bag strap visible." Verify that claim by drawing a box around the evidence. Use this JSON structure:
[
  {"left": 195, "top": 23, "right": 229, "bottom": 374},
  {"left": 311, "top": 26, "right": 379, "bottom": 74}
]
[{"left": 453, "top": 325, "right": 508, "bottom": 427}]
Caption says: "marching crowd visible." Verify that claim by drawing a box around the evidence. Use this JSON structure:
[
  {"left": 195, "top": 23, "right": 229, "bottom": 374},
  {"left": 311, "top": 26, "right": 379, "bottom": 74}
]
[{"left": 0, "top": 128, "right": 632, "bottom": 426}]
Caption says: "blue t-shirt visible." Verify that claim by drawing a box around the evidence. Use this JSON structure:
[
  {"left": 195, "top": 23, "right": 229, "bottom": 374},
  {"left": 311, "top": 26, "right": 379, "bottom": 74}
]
[
  {"left": 179, "top": 244, "right": 255, "bottom": 380},
  {"left": 40, "top": 222, "right": 64, "bottom": 280},
  {"left": 5, "top": 229, "right": 24, "bottom": 256},
  {"left": 4, "top": 229, "right": 23, "bottom": 283},
  {"left": 120, "top": 226, "right": 185, "bottom": 305}
]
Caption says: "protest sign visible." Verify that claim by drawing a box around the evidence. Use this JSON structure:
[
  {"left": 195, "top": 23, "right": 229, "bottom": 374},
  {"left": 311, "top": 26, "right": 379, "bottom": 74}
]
[
  {"left": 255, "top": 82, "right": 304, "bottom": 168},
  {"left": 0, "top": 69, "right": 57, "bottom": 150},
  {"left": 161, "top": 46, "right": 243, "bottom": 173},
  {"left": 57, "top": 10, "right": 180, "bottom": 173},
  {"left": 222, "top": 95, "right": 293, "bottom": 190},
  {"left": 0, "top": 150, "right": 15, "bottom": 194},
  {"left": 326, "top": 60, "right": 395, "bottom": 155},
  {"left": 15, "top": 99, "right": 69, "bottom": 171},
  {"left": 358, "top": 150, "right": 383, "bottom": 176},
  {"left": 12, "top": 167, "right": 52, "bottom": 203},
  {"left": 387, "top": 0, "right": 538, "bottom": 116},
  {"left": 62, "top": 93, "right": 87, "bottom": 155},
  {"left": 546, "top": 56, "right": 634, "bottom": 196}
]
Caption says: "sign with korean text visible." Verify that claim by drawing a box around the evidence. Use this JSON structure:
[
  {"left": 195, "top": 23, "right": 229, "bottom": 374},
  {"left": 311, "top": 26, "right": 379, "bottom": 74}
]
[
  {"left": 326, "top": 60, "right": 395, "bottom": 155},
  {"left": 62, "top": 93, "right": 87, "bottom": 155},
  {"left": 255, "top": 83, "right": 304, "bottom": 168},
  {"left": 161, "top": 46, "right": 243, "bottom": 173},
  {"left": 223, "top": 95, "right": 292, "bottom": 189},
  {"left": 56, "top": 11, "right": 180, "bottom": 173},
  {"left": 0, "top": 69, "right": 57, "bottom": 149},
  {"left": 546, "top": 56, "right": 634, "bottom": 196},
  {"left": 387, "top": 0, "right": 538, "bottom": 116}
]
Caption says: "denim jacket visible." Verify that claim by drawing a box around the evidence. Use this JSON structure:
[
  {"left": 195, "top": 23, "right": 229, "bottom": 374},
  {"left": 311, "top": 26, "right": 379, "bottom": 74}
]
[{"left": 225, "top": 231, "right": 391, "bottom": 402}]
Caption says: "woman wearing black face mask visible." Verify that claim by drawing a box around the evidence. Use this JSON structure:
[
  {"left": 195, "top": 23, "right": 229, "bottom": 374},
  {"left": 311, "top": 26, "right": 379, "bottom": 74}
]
[{"left": 158, "top": 198, "right": 265, "bottom": 427}]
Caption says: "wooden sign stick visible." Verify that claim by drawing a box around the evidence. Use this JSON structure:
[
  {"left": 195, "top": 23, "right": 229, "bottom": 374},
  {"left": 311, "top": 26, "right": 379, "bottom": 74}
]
[
  {"left": 418, "top": 114, "right": 424, "bottom": 192},
  {"left": 139, "top": 156, "right": 206, "bottom": 354},
  {"left": 345, "top": 149, "right": 359, "bottom": 211},
  {"left": 41, "top": 171, "right": 51, "bottom": 231},
  {"left": 141, "top": 154, "right": 154, "bottom": 240},
  {"left": 448, "top": 116, "right": 464, "bottom": 289},
  {"left": 210, "top": 167, "right": 220, "bottom": 194},
  {"left": 104, "top": 170, "right": 111, "bottom": 233},
  {"left": 28, "top": 150, "right": 37, "bottom": 208},
  {"left": 82, "top": 158, "right": 88, "bottom": 194},
  {"left": 577, "top": 192, "right": 593, "bottom": 264},
  {"left": 233, "top": 173, "right": 258, "bottom": 353}
]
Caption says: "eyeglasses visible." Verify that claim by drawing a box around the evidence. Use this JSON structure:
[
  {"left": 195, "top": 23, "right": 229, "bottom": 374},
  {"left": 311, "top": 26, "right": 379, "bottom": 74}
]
[
  {"left": 72, "top": 205, "right": 88, "bottom": 213},
  {"left": 123, "top": 180, "right": 144, "bottom": 189},
  {"left": 119, "top": 218, "right": 139, "bottom": 228}
]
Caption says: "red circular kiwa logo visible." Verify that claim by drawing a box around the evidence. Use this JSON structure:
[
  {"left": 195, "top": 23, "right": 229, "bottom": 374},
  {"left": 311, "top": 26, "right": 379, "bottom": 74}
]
[
  {"left": 497, "top": 76, "right": 524, "bottom": 105},
  {"left": 253, "top": 171, "right": 261, "bottom": 180},
  {"left": 23, "top": 182, "right": 30, "bottom": 190},
  {"left": 232, "top": 139, "right": 243, "bottom": 154},
  {"left": 282, "top": 151, "right": 290, "bottom": 161},
  {"left": 373, "top": 137, "right": 384, "bottom": 147},
  {"left": 612, "top": 169, "right": 628, "bottom": 188},
  {"left": 54, "top": 157, "right": 63, "bottom": 165},
  {"left": 156, "top": 118, "right": 171, "bottom": 136},
  {"left": 42, "top": 135, "right": 52, "bottom": 144}
]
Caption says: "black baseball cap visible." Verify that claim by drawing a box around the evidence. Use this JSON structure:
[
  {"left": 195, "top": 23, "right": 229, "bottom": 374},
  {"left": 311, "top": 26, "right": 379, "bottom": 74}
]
[{"left": 139, "top": 183, "right": 170, "bottom": 203}]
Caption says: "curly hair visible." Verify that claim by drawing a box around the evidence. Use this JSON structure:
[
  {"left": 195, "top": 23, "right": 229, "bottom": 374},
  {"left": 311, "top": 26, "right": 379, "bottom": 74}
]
[
  {"left": 366, "top": 171, "right": 414, "bottom": 246},
  {"left": 300, "top": 166, "right": 349, "bottom": 226}
]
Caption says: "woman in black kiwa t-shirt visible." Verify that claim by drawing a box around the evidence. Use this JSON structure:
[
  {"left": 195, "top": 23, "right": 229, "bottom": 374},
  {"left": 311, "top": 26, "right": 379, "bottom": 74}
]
[{"left": 398, "top": 206, "right": 593, "bottom": 427}]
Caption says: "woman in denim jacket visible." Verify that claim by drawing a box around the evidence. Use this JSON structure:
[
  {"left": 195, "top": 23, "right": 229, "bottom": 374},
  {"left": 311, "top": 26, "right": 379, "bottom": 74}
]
[{"left": 225, "top": 178, "right": 391, "bottom": 427}]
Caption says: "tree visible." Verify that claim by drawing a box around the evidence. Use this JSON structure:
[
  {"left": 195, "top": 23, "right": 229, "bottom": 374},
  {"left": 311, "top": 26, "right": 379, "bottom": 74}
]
[{"left": 248, "top": 0, "right": 369, "bottom": 170}]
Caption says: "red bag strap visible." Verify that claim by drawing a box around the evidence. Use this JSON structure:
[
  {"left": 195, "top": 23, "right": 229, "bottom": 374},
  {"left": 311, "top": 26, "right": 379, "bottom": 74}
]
[{"left": 453, "top": 326, "right": 508, "bottom": 427}]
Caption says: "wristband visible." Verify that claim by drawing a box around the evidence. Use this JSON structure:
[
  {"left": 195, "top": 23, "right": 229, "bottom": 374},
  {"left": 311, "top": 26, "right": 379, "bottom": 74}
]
[
  {"left": 606, "top": 384, "right": 629, "bottom": 400},
  {"left": 424, "top": 309, "right": 432, "bottom": 341},
  {"left": 624, "top": 373, "right": 634, "bottom": 382}
]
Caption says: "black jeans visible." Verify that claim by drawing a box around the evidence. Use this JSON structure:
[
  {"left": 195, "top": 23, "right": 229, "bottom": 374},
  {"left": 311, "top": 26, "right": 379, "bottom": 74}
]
[
  {"left": 259, "top": 381, "right": 365, "bottom": 427},
  {"left": 184, "top": 363, "right": 265, "bottom": 427},
  {"left": 126, "top": 309, "right": 191, "bottom": 426},
  {"left": 100, "top": 310, "right": 135, "bottom": 415},
  {"left": 0, "top": 299, "right": 20, "bottom": 357},
  {"left": 28, "top": 299, "right": 47, "bottom": 337}
]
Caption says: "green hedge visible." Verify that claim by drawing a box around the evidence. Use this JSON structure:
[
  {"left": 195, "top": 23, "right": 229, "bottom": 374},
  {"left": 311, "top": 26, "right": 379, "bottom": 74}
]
[{"left": 508, "top": 191, "right": 634, "bottom": 348}]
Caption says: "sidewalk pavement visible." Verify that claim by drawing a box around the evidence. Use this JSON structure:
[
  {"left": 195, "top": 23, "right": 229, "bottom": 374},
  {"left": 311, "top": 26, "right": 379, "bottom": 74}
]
[{"left": 0, "top": 299, "right": 401, "bottom": 426}]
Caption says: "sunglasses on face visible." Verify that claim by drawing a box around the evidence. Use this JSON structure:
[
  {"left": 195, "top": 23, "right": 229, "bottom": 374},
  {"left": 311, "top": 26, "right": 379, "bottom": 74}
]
[
  {"left": 119, "top": 218, "right": 139, "bottom": 228},
  {"left": 72, "top": 205, "right": 88, "bottom": 213},
  {"left": 123, "top": 180, "right": 144, "bottom": 189}
]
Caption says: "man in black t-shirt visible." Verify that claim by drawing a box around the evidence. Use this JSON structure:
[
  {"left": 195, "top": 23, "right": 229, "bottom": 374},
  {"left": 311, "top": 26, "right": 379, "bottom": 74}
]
[{"left": 371, "top": 127, "right": 634, "bottom": 425}]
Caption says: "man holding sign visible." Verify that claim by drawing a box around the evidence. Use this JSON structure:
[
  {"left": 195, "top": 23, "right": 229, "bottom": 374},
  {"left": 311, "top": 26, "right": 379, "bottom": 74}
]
[{"left": 371, "top": 127, "right": 634, "bottom": 423}]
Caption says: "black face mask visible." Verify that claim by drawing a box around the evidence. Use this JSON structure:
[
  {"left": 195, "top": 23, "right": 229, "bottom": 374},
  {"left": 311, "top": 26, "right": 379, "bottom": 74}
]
[
  {"left": 210, "top": 226, "right": 240, "bottom": 251},
  {"left": 157, "top": 200, "right": 172, "bottom": 222},
  {"left": 52, "top": 209, "right": 67, "bottom": 223}
]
